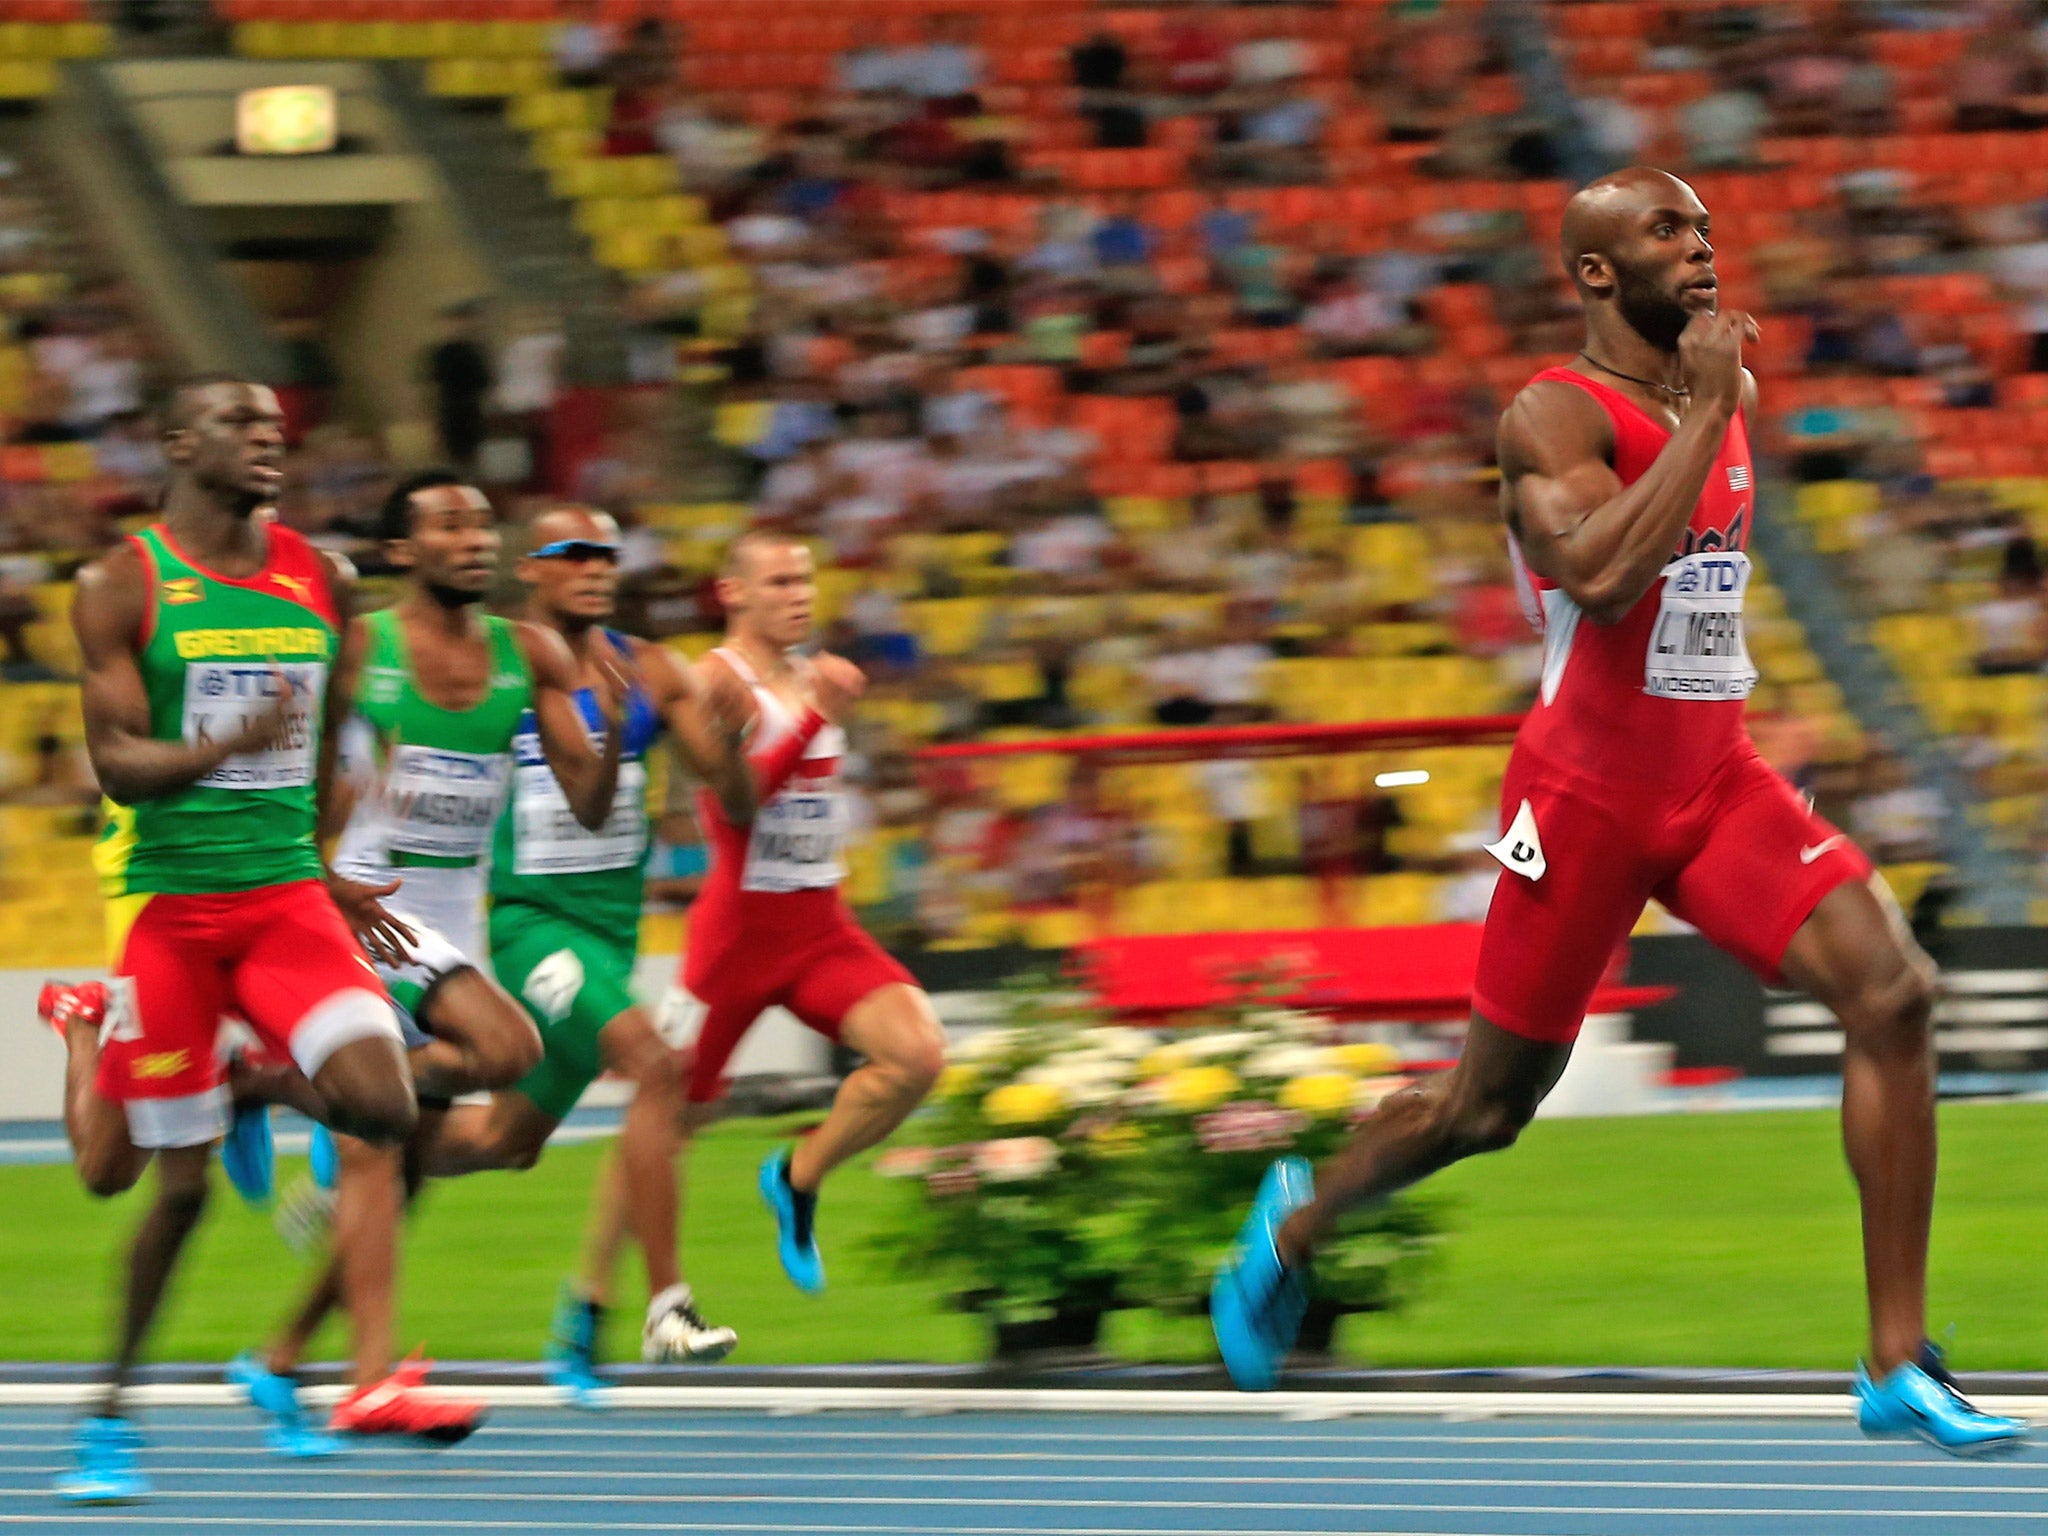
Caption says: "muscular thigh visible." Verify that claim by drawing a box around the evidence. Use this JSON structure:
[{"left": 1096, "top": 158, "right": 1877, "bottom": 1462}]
[
  {"left": 98, "top": 892, "right": 236, "bottom": 1147},
  {"left": 229, "top": 881, "right": 400, "bottom": 1080},
  {"left": 1655, "top": 749, "right": 1874, "bottom": 985},
  {"left": 1470, "top": 761, "right": 1662, "bottom": 1045}
]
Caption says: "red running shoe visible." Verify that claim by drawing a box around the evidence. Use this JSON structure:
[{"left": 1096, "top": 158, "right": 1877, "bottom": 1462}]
[
  {"left": 38, "top": 981, "right": 105, "bottom": 1042},
  {"left": 329, "top": 1359, "right": 484, "bottom": 1444}
]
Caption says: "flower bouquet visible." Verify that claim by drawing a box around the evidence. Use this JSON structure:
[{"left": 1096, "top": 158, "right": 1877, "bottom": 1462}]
[{"left": 873, "top": 975, "right": 1446, "bottom": 1360}]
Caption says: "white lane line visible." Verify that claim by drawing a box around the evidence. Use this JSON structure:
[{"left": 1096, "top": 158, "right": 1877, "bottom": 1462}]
[
  {"left": 0, "top": 1414, "right": 1961, "bottom": 1447},
  {"left": 2, "top": 1465, "right": 2042, "bottom": 1496},
  {"left": 2, "top": 1384, "right": 2040, "bottom": 1423},
  {"left": 0, "top": 1521, "right": 1536, "bottom": 1535},
  {"left": 0, "top": 1487, "right": 2041, "bottom": 1518},
  {"left": 0, "top": 1443, "right": 2009, "bottom": 1472}
]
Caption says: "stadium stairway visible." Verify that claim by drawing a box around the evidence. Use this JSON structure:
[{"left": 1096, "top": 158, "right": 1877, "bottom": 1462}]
[
  {"left": 1750, "top": 476, "right": 2030, "bottom": 922},
  {"left": 45, "top": 59, "right": 286, "bottom": 379},
  {"left": 377, "top": 57, "right": 629, "bottom": 384}
]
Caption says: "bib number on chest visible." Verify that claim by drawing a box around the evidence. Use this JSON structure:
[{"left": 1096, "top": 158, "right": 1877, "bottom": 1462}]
[
  {"left": 1644, "top": 551, "right": 1757, "bottom": 701},
  {"left": 741, "top": 786, "right": 847, "bottom": 893},
  {"left": 382, "top": 745, "right": 510, "bottom": 860},
  {"left": 512, "top": 758, "right": 647, "bottom": 875},
  {"left": 184, "top": 662, "right": 324, "bottom": 790}
]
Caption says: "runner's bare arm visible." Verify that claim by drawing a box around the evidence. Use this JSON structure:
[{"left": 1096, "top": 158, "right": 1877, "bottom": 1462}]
[
  {"left": 641, "top": 641, "right": 754, "bottom": 825},
  {"left": 1498, "top": 310, "right": 1757, "bottom": 625},
  {"left": 519, "top": 622, "right": 623, "bottom": 831},
  {"left": 311, "top": 552, "right": 416, "bottom": 968},
  {"left": 74, "top": 543, "right": 293, "bottom": 804}
]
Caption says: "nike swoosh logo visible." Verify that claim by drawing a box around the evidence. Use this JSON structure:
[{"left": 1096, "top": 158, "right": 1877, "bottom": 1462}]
[{"left": 1800, "top": 835, "right": 1848, "bottom": 865}]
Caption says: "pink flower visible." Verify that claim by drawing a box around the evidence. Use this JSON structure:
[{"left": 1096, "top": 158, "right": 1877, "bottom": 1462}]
[
  {"left": 875, "top": 1147, "right": 937, "bottom": 1179},
  {"left": 926, "top": 1167, "right": 979, "bottom": 1197},
  {"left": 1195, "top": 1100, "right": 1308, "bottom": 1153}
]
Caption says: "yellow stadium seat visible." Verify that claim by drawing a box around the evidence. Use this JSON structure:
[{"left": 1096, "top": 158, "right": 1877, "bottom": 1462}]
[
  {"left": 1023, "top": 907, "right": 1093, "bottom": 948},
  {"left": 905, "top": 598, "right": 990, "bottom": 657},
  {"left": 711, "top": 400, "right": 771, "bottom": 450}
]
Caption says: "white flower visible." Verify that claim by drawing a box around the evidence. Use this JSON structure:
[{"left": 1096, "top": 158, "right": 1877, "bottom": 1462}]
[
  {"left": 1181, "top": 1031, "right": 1264, "bottom": 1060},
  {"left": 956, "top": 1027, "right": 1022, "bottom": 1062},
  {"left": 1245, "top": 1008, "right": 1323, "bottom": 1041},
  {"left": 1075, "top": 1027, "right": 1159, "bottom": 1060},
  {"left": 1242, "top": 1044, "right": 1335, "bottom": 1080},
  {"left": 1022, "top": 1059, "right": 1130, "bottom": 1107}
]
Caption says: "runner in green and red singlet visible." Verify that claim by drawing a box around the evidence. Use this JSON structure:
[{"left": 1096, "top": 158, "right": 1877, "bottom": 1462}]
[{"left": 46, "top": 376, "right": 418, "bottom": 1504}]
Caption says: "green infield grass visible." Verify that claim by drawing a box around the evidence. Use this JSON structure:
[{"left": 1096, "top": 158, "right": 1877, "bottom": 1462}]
[{"left": 5, "top": 1102, "right": 2047, "bottom": 1371}]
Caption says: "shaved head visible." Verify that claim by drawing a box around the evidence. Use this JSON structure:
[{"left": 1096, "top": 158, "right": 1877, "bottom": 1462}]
[
  {"left": 1560, "top": 167, "right": 1703, "bottom": 289},
  {"left": 1559, "top": 166, "right": 1717, "bottom": 352}
]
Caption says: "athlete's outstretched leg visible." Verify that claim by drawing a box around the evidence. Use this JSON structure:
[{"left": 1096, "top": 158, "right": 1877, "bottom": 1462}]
[
  {"left": 786, "top": 984, "right": 945, "bottom": 1192},
  {"left": 96, "top": 1144, "right": 211, "bottom": 1418},
  {"left": 1274, "top": 1017, "right": 1572, "bottom": 1265},
  {"left": 599, "top": 1010, "right": 696, "bottom": 1294},
  {"left": 1780, "top": 879, "right": 1936, "bottom": 1376}
]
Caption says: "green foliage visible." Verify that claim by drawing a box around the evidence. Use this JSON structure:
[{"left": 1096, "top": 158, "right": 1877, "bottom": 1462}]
[{"left": 869, "top": 976, "right": 1445, "bottom": 1326}]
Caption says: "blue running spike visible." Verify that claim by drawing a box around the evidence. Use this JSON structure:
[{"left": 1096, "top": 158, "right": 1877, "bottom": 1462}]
[
  {"left": 55, "top": 1417, "right": 148, "bottom": 1504},
  {"left": 1211, "top": 1157, "right": 1314, "bottom": 1392},
  {"left": 220, "top": 1102, "right": 275, "bottom": 1206},
  {"left": 759, "top": 1148, "right": 824, "bottom": 1293},
  {"left": 1855, "top": 1356, "right": 2027, "bottom": 1457}
]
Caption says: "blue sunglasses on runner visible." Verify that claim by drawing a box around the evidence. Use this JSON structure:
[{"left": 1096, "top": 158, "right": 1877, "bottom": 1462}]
[{"left": 531, "top": 538, "right": 621, "bottom": 563}]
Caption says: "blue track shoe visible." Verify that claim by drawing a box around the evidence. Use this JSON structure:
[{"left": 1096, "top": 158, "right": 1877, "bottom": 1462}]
[
  {"left": 545, "top": 1283, "right": 608, "bottom": 1406},
  {"left": 1211, "top": 1157, "right": 1314, "bottom": 1392},
  {"left": 759, "top": 1148, "right": 824, "bottom": 1293},
  {"left": 1855, "top": 1345, "right": 2027, "bottom": 1457},
  {"left": 309, "top": 1123, "right": 339, "bottom": 1190},
  {"left": 220, "top": 1102, "right": 275, "bottom": 1206},
  {"left": 227, "top": 1353, "right": 341, "bottom": 1458},
  {"left": 54, "top": 1417, "right": 147, "bottom": 1504}
]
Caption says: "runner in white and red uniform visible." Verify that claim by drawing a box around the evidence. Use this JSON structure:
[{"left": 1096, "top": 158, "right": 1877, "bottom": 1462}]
[
  {"left": 1210, "top": 168, "right": 2024, "bottom": 1457},
  {"left": 673, "top": 528, "right": 943, "bottom": 1294}
]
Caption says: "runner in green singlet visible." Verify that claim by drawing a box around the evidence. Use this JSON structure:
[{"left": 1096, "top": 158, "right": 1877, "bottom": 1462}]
[
  {"left": 410, "top": 504, "right": 753, "bottom": 1386},
  {"left": 49, "top": 376, "right": 418, "bottom": 1502},
  {"left": 236, "top": 472, "right": 630, "bottom": 1443}
]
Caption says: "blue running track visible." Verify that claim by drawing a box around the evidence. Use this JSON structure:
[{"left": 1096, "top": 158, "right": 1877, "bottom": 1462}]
[{"left": 0, "top": 1405, "right": 2043, "bottom": 1534}]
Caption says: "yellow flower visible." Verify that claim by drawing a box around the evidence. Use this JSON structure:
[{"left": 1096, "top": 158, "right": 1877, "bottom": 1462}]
[
  {"left": 1160, "top": 1065, "right": 1239, "bottom": 1114},
  {"left": 936, "top": 1063, "right": 981, "bottom": 1101},
  {"left": 1087, "top": 1122, "right": 1144, "bottom": 1158},
  {"left": 1331, "top": 1042, "right": 1402, "bottom": 1077},
  {"left": 982, "top": 1081, "right": 1067, "bottom": 1126},
  {"left": 1138, "top": 1044, "right": 1192, "bottom": 1078},
  {"left": 1279, "top": 1072, "right": 1357, "bottom": 1117}
]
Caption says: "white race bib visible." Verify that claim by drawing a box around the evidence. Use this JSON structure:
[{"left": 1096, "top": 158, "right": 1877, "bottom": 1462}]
[
  {"left": 1644, "top": 551, "right": 1757, "bottom": 701},
  {"left": 741, "top": 784, "right": 847, "bottom": 893},
  {"left": 184, "top": 662, "right": 324, "bottom": 790},
  {"left": 382, "top": 744, "right": 510, "bottom": 861},
  {"left": 511, "top": 758, "right": 647, "bottom": 875}
]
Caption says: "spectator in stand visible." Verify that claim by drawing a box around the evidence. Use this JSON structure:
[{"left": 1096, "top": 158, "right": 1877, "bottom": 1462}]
[
  {"left": 1954, "top": 14, "right": 2041, "bottom": 132},
  {"left": 551, "top": 0, "right": 614, "bottom": 87},
  {"left": 1993, "top": 205, "right": 2048, "bottom": 371},
  {"left": 1970, "top": 535, "right": 2048, "bottom": 676},
  {"left": 1681, "top": 73, "right": 1769, "bottom": 169},
  {"left": 1852, "top": 752, "right": 1948, "bottom": 865},
  {"left": 1163, "top": 11, "right": 1231, "bottom": 96},
  {"left": 424, "top": 298, "right": 493, "bottom": 471},
  {"left": 1070, "top": 28, "right": 1126, "bottom": 93},
  {"left": 600, "top": 16, "right": 674, "bottom": 156}
]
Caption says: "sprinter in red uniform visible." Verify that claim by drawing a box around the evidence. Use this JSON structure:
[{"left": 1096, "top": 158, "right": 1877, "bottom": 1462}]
[{"left": 1212, "top": 168, "right": 2024, "bottom": 1456}]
